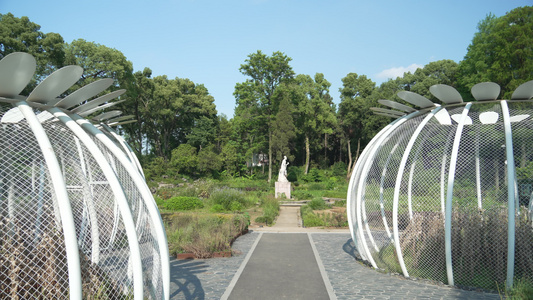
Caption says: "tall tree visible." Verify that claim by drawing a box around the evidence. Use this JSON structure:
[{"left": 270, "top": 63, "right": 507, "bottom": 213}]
[
  {"left": 234, "top": 50, "right": 295, "bottom": 182},
  {"left": 294, "top": 73, "right": 336, "bottom": 173},
  {"left": 271, "top": 90, "right": 296, "bottom": 166},
  {"left": 338, "top": 73, "right": 376, "bottom": 176},
  {"left": 402, "top": 60, "right": 459, "bottom": 99},
  {"left": 146, "top": 76, "right": 217, "bottom": 159},
  {"left": 458, "top": 6, "right": 533, "bottom": 99},
  {"left": 64, "top": 39, "right": 134, "bottom": 90},
  {"left": 123, "top": 68, "right": 154, "bottom": 156}
]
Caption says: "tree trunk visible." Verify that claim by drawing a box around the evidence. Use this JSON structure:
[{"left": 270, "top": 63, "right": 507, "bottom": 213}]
[
  {"left": 324, "top": 133, "right": 328, "bottom": 163},
  {"left": 268, "top": 130, "right": 272, "bottom": 183},
  {"left": 347, "top": 138, "right": 361, "bottom": 180},
  {"left": 346, "top": 138, "right": 352, "bottom": 175},
  {"left": 304, "top": 134, "right": 310, "bottom": 174}
]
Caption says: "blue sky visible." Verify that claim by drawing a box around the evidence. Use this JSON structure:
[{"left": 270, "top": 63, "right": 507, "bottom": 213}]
[{"left": 2, "top": 0, "right": 530, "bottom": 118}]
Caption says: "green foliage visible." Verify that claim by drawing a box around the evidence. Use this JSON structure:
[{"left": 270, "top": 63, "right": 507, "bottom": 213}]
[
  {"left": 163, "top": 196, "right": 204, "bottom": 211},
  {"left": 187, "top": 116, "right": 217, "bottom": 149},
  {"left": 209, "top": 188, "right": 247, "bottom": 211},
  {"left": 331, "top": 161, "right": 347, "bottom": 177},
  {"left": 307, "top": 197, "right": 329, "bottom": 210},
  {"left": 287, "top": 165, "right": 300, "bottom": 182},
  {"left": 154, "top": 195, "right": 165, "bottom": 207},
  {"left": 458, "top": 7, "right": 533, "bottom": 99},
  {"left": 234, "top": 50, "right": 295, "bottom": 181},
  {"left": 302, "top": 168, "right": 322, "bottom": 182},
  {"left": 517, "top": 161, "right": 533, "bottom": 182},
  {"left": 500, "top": 278, "right": 533, "bottom": 300},
  {"left": 301, "top": 212, "right": 326, "bottom": 227},
  {"left": 292, "top": 190, "right": 313, "bottom": 200},
  {"left": 209, "top": 204, "right": 225, "bottom": 213},
  {"left": 333, "top": 200, "right": 346, "bottom": 207},
  {"left": 171, "top": 144, "right": 198, "bottom": 175},
  {"left": 255, "top": 196, "right": 280, "bottom": 225},
  {"left": 197, "top": 145, "right": 222, "bottom": 175}
]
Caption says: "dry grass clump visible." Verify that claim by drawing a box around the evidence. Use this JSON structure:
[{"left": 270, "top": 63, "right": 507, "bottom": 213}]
[
  {"left": 0, "top": 219, "right": 128, "bottom": 299},
  {"left": 165, "top": 212, "right": 250, "bottom": 258},
  {"left": 398, "top": 206, "right": 533, "bottom": 290}
]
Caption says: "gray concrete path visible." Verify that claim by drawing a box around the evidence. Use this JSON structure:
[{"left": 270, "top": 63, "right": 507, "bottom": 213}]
[{"left": 224, "top": 233, "right": 333, "bottom": 300}]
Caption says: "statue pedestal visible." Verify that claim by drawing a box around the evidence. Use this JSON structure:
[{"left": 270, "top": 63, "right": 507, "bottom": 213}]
[{"left": 275, "top": 181, "right": 291, "bottom": 199}]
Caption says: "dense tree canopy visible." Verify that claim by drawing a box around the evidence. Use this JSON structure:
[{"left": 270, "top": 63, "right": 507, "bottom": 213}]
[
  {"left": 458, "top": 6, "right": 533, "bottom": 99},
  {"left": 234, "top": 50, "right": 295, "bottom": 182},
  {"left": 3, "top": 7, "right": 531, "bottom": 180}
]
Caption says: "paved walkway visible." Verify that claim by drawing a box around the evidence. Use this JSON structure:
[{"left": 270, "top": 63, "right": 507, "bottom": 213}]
[
  {"left": 224, "top": 233, "right": 332, "bottom": 299},
  {"left": 169, "top": 207, "right": 502, "bottom": 300}
]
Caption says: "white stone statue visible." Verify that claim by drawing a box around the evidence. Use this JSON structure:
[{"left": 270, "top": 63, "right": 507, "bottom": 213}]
[{"left": 278, "top": 156, "right": 289, "bottom": 182}]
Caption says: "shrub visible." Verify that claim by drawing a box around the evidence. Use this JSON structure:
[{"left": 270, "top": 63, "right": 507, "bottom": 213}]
[
  {"left": 307, "top": 182, "right": 325, "bottom": 191},
  {"left": 209, "top": 188, "right": 247, "bottom": 210},
  {"left": 333, "top": 200, "right": 346, "bottom": 207},
  {"left": 308, "top": 197, "right": 329, "bottom": 210},
  {"left": 255, "top": 196, "right": 280, "bottom": 225},
  {"left": 292, "top": 190, "right": 313, "bottom": 200},
  {"left": 287, "top": 166, "right": 301, "bottom": 182},
  {"left": 163, "top": 196, "right": 204, "bottom": 211},
  {"left": 302, "top": 213, "right": 326, "bottom": 227},
  {"left": 331, "top": 161, "right": 347, "bottom": 176},
  {"left": 230, "top": 201, "right": 244, "bottom": 211},
  {"left": 154, "top": 195, "right": 165, "bottom": 207},
  {"left": 209, "top": 204, "right": 225, "bottom": 213}
]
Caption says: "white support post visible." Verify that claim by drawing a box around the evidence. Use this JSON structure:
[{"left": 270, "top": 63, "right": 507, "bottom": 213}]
[
  {"left": 70, "top": 113, "right": 170, "bottom": 300},
  {"left": 501, "top": 100, "right": 516, "bottom": 290},
  {"left": 444, "top": 102, "right": 472, "bottom": 287},
  {"left": 74, "top": 137, "right": 101, "bottom": 264},
  {"left": 15, "top": 102, "right": 82, "bottom": 300},
  {"left": 392, "top": 106, "right": 442, "bottom": 278},
  {"left": 379, "top": 143, "right": 398, "bottom": 241},
  {"left": 475, "top": 129, "right": 483, "bottom": 209},
  {"left": 48, "top": 107, "right": 144, "bottom": 299}
]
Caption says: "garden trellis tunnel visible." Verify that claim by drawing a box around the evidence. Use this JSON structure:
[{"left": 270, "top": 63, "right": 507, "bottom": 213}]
[
  {"left": 348, "top": 80, "right": 533, "bottom": 290},
  {"left": 0, "top": 52, "right": 169, "bottom": 299}
]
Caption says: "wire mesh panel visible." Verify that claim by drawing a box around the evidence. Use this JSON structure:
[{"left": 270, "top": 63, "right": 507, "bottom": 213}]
[
  {"left": 91, "top": 135, "right": 163, "bottom": 299},
  {"left": 0, "top": 107, "right": 70, "bottom": 299},
  {"left": 45, "top": 118, "right": 136, "bottom": 298},
  {"left": 0, "top": 52, "right": 168, "bottom": 299},
  {"left": 348, "top": 81, "right": 533, "bottom": 291}
]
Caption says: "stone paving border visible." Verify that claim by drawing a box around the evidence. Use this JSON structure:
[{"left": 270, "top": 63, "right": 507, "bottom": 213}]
[{"left": 311, "top": 233, "right": 501, "bottom": 300}]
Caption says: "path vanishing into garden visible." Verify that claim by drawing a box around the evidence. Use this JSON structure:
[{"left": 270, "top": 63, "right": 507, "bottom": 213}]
[{"left": 170, "top": 205, "right": 501, "bottom": 299}]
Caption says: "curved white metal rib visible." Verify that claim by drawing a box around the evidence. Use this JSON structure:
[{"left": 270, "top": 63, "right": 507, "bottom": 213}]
[
  {"left": 70, "top": 113, "right": 170, "bottom": 300},
  {"left": 49, "top": 107, "right": 144, "bottom": 299},
  {"left": 500, "top": 100, "right": 516, "bottom": 290},
  {"left": 15, "top": 102, "right": 83, "bottom": 300},
  {"left": 392, "top": 106, "right": 443, "bottom": 278},
  {"left": 444, "top": 102, "right": 473, "bottom": 286}
]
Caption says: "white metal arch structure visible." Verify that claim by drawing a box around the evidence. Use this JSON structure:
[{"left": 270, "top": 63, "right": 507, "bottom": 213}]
[
  {"left": 0, "top": 52, "right": 168, "bottom": 299},
  {"left": 348, "top": 80, "right": 533, "bottom": 291}
]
